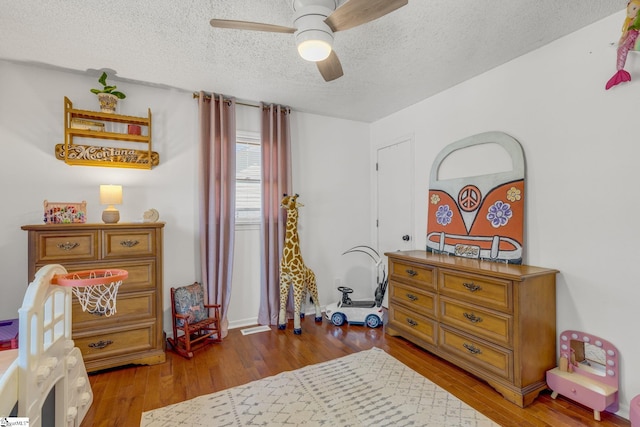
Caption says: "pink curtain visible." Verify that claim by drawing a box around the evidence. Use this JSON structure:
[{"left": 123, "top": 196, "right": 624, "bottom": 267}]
[
  {"left": 258, "top": 103, "right": 292, "bottom": 325},
  {"left": 198, "top": 91, "right": 236, "bottom": 337}
]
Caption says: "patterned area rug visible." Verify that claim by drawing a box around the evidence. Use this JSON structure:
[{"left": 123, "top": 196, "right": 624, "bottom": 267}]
[{"left": 140, "top": 347, "right": 499, "bottom": 426}]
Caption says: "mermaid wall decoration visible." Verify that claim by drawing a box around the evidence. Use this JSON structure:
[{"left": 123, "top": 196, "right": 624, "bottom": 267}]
[{"left": 606, "top": 0, "right": 640, "bottom": 90}]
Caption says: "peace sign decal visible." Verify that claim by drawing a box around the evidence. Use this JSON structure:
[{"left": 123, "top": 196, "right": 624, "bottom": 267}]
[{"left": 458, "top": 185, "right": 481, "bottom": 212}]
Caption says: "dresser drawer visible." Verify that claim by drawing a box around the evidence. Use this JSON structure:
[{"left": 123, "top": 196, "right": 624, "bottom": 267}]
[
  {"left": 390, "top": 260, "right": 435, "bottom": 290},
  {"left": 72, "top": 291, "right": 156, "bottom": 329},
  {"left": 102, "top": 229, "right": 156, "bottom": 259},
  {"left": 390, "top": 281, "right": 436, "bottom": 317},
  {"left": 63, "top": 260, "right": 156, "bottom": 294},
  {"left": 439, "top": 326, "right": 513, "bottom": 381},
  {"left": 73, "top": 323, "right": 156, "bottom": 362},
  {"left": 440, "top": 297, "right": 512, "bottom": 346},
  {"left": 439, "top": 269, "right": 512, "bottom": 312},
  {"left": 388, "top": 305, "right": 437, "bottom": 346},
  {"left": 35, "top": 231, "right": 97, "bottom": 263}
]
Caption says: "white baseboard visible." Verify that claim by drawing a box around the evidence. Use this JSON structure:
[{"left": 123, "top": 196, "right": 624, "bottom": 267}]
[{"left": 228, "top": 306, "right": 327, "bottom": 330}]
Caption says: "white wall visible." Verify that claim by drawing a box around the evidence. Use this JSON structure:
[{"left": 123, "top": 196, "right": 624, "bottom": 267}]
[
  {"left": 370, "top": 10, "right": 638, "bottom": 418},
  {"left": 290, "top": 113, "right": 373, "bottom": 308},
  {"left": 0, "top": 60, "right": 372, "bottom": 334},
  {"left": 0, "top": 61, "right": 200, "bottom": 333}
]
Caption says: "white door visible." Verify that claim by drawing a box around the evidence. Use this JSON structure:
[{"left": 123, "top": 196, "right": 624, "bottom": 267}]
[{"left": 376, "top": 138, "right": 413, "bottom": 306}]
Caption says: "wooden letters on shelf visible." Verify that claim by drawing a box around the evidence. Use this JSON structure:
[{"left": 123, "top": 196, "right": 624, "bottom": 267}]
[{"left": 55, "top": 97, "right": 159, "bottom": 169}]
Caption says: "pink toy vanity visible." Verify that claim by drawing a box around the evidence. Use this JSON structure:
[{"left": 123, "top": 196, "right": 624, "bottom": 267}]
[{"left": 546, "top": 330, "right": 619, "bottom": 421}]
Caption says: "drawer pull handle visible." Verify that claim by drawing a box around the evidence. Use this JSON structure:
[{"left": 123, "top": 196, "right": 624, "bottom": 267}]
[
  {"left": 405, "top": 269, "right": 418, "bottom": 277},
  {"left": 463, "top": 312, "right": 483, "bottom": 323},
  {"left": 120, "top": 239, "right": 140, "bottom": 248},
  {"left": 406, "top": 293, "right": 418, "bottom": 301},
  {"left": 406, "top": 318, "right": 418, "bottom": 327},
  {"left": 463, "top": 343, "right": 482, "bottom": 355},
  {"left": 88, "top": 340, "right": 113, "bottom": 350},
  {"left": 463, "top": 282, "right": 482, "bottom": 292},
  {"left": 57, "top": 242, "right": 80, "bottom": 251}
]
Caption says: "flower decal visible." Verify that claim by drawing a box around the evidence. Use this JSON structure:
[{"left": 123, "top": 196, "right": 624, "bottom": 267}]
[
  {"left": 430, "top": 194, "right": 440, "bottom": 204},
  {"left": 436, "top": 205, "right": 453, "bottom": 226},
  {"left": 487, "top": 201, "right": 512, "bottom": 228},
  {"left": 506, "top": 187, "right": 521, "bottom": 202}
]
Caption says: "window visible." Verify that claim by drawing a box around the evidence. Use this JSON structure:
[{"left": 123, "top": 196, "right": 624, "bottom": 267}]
[{"left": 236, "top": 131, "right": 261, "bottom": 224}]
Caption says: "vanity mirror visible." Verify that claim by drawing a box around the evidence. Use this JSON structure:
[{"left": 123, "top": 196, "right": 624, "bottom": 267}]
[
  {"left": 546, "top": 330, "right": 619, "bottom": 421},
  {"left": 571, "top": 337, "right": 607, "bottom": 376}
]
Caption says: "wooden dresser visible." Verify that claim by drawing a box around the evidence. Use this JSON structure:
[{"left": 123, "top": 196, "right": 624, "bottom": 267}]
[
  {"left": 385, "top": 250, "right": 557, "bottom": 407},
  {"left": 21, "top": 223, "right": 165, "bottom": 372}
]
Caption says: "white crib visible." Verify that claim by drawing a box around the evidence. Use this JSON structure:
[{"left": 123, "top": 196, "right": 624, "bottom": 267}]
[{"left": 0, "top": 264, "right": 93, "bottom": 426}]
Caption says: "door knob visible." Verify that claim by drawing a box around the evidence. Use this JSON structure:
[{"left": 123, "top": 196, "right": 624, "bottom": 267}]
[{"left": 402, "top": 235, "right": 410, "bottom": 241}]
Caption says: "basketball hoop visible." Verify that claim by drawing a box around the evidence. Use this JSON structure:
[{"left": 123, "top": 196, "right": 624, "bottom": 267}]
[{"left": 52, "top": 269, "right": 128, "bottom": 317}]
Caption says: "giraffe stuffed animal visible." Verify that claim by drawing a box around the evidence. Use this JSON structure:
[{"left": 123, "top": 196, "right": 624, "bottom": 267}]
[{"left": 278, "top": 194, "right": 322, "bottom": 334}]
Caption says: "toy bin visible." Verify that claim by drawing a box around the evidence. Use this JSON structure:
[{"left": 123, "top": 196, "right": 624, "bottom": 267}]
[{"left": 0, "top": 318, "right": 18, "bottom": 350}]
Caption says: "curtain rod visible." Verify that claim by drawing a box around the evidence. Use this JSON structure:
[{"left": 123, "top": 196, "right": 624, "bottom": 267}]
[
  {"left": 192, "top": 92, "right": 290, "bottom": 113},
  {"left": 192, "top": 92, "right": 259, "bottom": 109}
]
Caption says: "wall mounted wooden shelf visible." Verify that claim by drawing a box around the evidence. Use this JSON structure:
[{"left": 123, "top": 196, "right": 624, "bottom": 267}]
[{"left": 55, "top": 97, "right": 159, "bottom": 169}]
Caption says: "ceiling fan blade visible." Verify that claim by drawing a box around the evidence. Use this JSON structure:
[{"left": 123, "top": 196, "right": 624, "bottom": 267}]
[
  {"left": 325, "top": 0, "right": 408, "bottom": 32},
  {"left": 210, "top": 19, "right": 295, "bottom": 34},
  {"left": 317, "top": 50, "right": 343, "bottom": 82}
]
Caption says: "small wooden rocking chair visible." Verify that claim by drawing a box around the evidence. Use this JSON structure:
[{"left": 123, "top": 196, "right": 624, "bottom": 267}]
[{"left": 167, "top": 282, "right": 222, "bottom": 359}]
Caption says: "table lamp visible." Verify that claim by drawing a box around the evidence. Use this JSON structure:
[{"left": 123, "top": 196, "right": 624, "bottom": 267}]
[{"left": 100, "top": 184, "right": 122, "bottom": 224}]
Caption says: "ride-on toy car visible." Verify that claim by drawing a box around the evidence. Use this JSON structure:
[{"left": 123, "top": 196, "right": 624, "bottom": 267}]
[{"left": 324, "top": 246, "right": 388, "bottom": 328}]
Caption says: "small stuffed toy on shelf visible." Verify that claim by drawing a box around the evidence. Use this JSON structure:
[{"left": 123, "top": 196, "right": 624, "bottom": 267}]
[{"left": 606, "top": 0, "right": 640, "bottom": 90}]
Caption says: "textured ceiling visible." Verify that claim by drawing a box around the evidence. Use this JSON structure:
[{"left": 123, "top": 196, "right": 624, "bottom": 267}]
[{"left": 0, "top": 0, "right": 624, "bottom": 122}]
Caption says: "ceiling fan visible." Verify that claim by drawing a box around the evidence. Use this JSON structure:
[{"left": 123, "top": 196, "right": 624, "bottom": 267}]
[{"left": 210, "top": 0, "right": 408, "bottom": 82}]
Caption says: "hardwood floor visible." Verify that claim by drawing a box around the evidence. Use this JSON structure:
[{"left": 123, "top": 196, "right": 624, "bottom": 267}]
[{"left": 81, "top": 317, "right": 630, "bottom": 427}]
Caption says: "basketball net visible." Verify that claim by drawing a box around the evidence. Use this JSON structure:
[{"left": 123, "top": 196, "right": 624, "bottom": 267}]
[
  {"left": 72, "top": 280, "right": 122, "bottom": 317},
  {"left": 53, "top": 269, "right": 128, "bottom": 317}
]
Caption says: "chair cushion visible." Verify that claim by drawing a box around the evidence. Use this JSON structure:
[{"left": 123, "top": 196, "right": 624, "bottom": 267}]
[{"left": 173, "top": 283, "right": 209, "bottom": 327}]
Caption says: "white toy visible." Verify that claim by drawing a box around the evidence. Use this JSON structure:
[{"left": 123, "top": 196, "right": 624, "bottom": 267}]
[
  {"left": 324, "top": 246, "right": 387, "bottom": 328},
  {"left": 0, "top": 264, "right": 94, "bottom": 426}
]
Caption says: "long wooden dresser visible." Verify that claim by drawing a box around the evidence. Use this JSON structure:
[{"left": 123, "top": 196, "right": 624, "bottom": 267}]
[
  {"left": 22, "top": 223, "right": 165, "bottom": 372},
  {"left": 385, "top": 250, "right": 557, "bottom": 407}
]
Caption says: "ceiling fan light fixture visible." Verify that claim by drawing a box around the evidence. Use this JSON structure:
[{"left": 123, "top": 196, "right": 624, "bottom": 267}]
[
  {"left": 294, "top": 6, "right": 334, "bottom": 62},
  {"left": 297, "top": 33, "right": 333, "bottom": 62}
]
